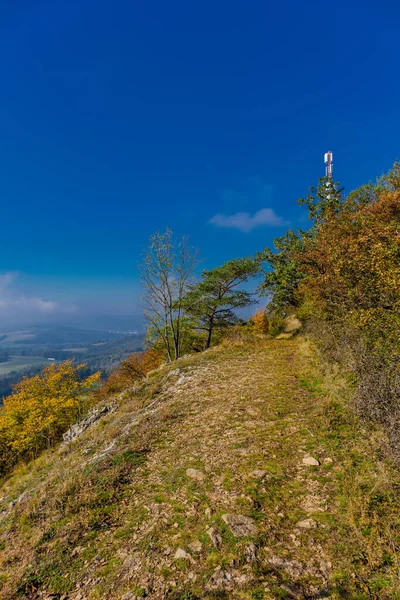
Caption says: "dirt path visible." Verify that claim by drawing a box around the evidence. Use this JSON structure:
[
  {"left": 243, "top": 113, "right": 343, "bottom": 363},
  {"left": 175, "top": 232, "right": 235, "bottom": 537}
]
[{"left": 1, "top": 339, "right": 399, "bottom": 599}]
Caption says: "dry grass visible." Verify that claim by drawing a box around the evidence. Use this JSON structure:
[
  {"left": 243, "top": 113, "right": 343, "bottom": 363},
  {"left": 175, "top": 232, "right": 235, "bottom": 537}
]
[{"left": 0, "top": 338, "right": 399, "bottom": 599}]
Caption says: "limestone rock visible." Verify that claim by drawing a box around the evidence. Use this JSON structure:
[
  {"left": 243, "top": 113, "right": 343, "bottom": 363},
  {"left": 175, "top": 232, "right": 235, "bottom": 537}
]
[
  {"left": 210, "top": 569, "right": 232, "bottom": 586},
  {"left": 244, "top": 542, "right": 257, "bottom": 562},
  {"left": 186, "top": 468, "right": 205, "bottom": 481},
  {"left": 250, "top": 469, "right": 266, "bottom": 479},
  {"left": 174, "top": 548, "right": 192, "bottom": 560},
  {"left": 62, "top": 402, "right": 117, "bottom": 445},
  {"left": 269, "top": 555, "right": 304, "bottom": 579},
  {"left": 221, "top": 513, "right": 258, "bottom": 537},
  {"left": 207, "top": 527, "right": 222, "bottom": 548},
  {"left": 302, "top": 456, "right": 320, "bottom": 466},
  {"left": 188, "top": 539, "right": 202, "bottom": 553},
  {"left": 296, "top": 518, "right": 317, "bottom": 529}
]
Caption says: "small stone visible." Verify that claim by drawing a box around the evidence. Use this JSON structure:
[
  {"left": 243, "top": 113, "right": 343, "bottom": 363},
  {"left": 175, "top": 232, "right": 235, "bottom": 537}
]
[
  {"left": 277, "top": 512, "right": 284, "bottom": 518},
  {"left": 296, "top": 518, "right": 317, "bottom": 529},
  {"left": 122, "top": 593, "right": 135, "bottom": 600},
  {"left": 210, "top": 568, "right": 232, "bottom": 585},
  {"left": 222, "top": 514, "right": 258, "bottom": 537},
  {"left": 302, "top": 456, "right": 320, "bottom": 466},
  {"left": 289, "top": 533, "right": 301, "bottom": 548},
  {"left": 186, "top": 468, "right": 205, "bottom": 481},
  {"left": 244, "top": 542, "right": 257, "bottom": 563},
  {"left": 269, "top": 555, "right": 304, "bottom": 579},
  {"left": 323, "top": 457, "right": 333, "bottom": 464},
  {"left": 174, "top": 548, "right": 192, "bottom": 560},
  {"left": 205, "top": 507, "right": 212, "bottom": 519},
  {"left": 188, "top": 539, "right": 202, "bottom": 553},
  {"left": 207, "top": 526, "right": 222, "bottom": 548},
  {"left": 250, "top": 469, "right": 266, "bottom": 479}
]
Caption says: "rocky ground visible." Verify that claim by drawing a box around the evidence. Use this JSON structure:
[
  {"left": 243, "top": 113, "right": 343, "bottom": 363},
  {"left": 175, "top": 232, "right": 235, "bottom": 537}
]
[{"left": 1, "top": 337, "right": 399, "bottom": 599}]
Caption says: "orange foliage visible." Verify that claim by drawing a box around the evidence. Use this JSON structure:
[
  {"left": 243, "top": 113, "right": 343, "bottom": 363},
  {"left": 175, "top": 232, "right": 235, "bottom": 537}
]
[
  {"left": 102, "top": 347, "right": 165, "bottom": 394},
  {"left": 298, "top": 187, "right": 400, "bottom": 332},
  {"left": 250, "top": 309, "right": 269, "bottom": 334}
]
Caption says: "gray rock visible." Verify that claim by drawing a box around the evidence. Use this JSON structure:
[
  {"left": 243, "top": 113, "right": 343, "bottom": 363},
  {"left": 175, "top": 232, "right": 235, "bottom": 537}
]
[
  {"left": 244, "top": 542, "right": 257, "bottom": 563},
  {"left": 207, "top": 527, "right": 222, "bottom": 548},
  {"left": 62, "top": 402, "right": 117, "bottom": 445},
  {"left": 222, "top": 514, "right": 258, "bottom": 537},
  {"left": 302, "top": 456, "right": 320, "bottom": 466},
  {"left": 210, "top": 569, "right": 232, "bottom": 586},
  {"left": 174, "top": 548, "right": 192, "bottom": 560},
  {"left": 269, "top": 555, "right": 304, "bottom": 578}
]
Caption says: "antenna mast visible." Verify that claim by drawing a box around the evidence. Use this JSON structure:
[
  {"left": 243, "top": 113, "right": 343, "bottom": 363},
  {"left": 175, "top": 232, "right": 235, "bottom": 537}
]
[{"left": 324, "top": 151, "right": 333, "bottom": 179}]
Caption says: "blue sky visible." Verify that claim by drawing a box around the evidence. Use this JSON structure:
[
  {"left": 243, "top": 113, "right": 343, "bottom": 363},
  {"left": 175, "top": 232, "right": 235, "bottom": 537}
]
[{"left": 1, "top": 0, "right": 399, "bottom": 323}]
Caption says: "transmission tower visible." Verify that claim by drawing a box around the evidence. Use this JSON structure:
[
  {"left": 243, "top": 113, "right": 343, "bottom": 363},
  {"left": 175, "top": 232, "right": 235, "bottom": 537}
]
[{"left": 324, "top": 151, "right": 333, "bottom": 179}]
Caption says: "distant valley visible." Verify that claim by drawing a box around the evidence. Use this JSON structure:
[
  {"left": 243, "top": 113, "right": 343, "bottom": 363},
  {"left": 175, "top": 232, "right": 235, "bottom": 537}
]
[{"left": 0, "top": 322, "right": 145, "bottom": 400}]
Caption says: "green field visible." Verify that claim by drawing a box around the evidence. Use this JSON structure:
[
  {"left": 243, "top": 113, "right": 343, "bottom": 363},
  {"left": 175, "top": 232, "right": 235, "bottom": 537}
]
[{"left": 0, "top": 356, "right": 48, "bottom": 375}]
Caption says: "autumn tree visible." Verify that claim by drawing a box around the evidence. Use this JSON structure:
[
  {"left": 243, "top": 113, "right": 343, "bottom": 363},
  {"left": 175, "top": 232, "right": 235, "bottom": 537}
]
[
  {"left": 261, "top": 163, "right": 400, "bottom": 454},
  {"left": 259, "top": 176, "right": 343, "bottom": 314},
  {"left": 250, "top": 308, "right": 269, "bottom": 334},
  {"left": 140, "top": 229, "right": 200, "bottom": 361},
  {"left": 0, "top": 361, "right": 101, "bottom": 468},
  {"left": 103, "top": 347, "right": 165, "bottom": 394},
  {"left": 183, "top": 256, "right": 260, "bottom": 350}
]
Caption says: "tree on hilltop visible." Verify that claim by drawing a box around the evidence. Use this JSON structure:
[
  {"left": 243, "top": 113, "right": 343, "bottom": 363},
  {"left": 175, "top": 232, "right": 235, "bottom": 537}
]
[{"left": 183, "top": 256, "right": 261, "bottom": 350}]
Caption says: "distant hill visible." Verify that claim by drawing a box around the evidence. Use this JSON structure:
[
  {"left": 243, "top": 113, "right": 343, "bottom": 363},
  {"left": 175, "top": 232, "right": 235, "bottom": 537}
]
[
  {"left": 0, "top": 326, "right": 138, "bottom": 347},
  {"left": 0, "top": 326, "right": 146, "bottom": 401}
]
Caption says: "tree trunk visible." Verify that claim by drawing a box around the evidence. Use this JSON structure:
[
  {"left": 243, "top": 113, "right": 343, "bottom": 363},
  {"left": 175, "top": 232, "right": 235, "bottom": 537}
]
[{"left": 204, "top": 316, "right": 214, "bottom": 350}]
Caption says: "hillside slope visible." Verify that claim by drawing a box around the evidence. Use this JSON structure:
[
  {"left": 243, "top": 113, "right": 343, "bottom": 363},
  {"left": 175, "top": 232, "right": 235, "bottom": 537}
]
[{"left": 1, "top": 339, "right": 399, "bottom": 599}]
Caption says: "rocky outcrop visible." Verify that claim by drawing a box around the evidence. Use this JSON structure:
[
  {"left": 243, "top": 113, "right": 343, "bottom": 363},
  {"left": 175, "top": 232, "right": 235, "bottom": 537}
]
[{"left": 62, "top": 402, "right": 117, "bottom": 445}]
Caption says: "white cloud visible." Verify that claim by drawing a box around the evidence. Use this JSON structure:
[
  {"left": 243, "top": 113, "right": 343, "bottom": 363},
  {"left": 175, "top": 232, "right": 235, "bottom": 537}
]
[
  {"left": 0, "top": 272, "right": 57, "bottom": 319},
  {"left": 210, "top": 208, "right": 289, "bottom": 233},
  {"left": 209, "top": 177, "right": 289, "bottom": 233}
]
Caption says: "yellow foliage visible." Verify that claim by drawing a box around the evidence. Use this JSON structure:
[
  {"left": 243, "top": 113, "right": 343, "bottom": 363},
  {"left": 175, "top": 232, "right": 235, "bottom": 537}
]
[{"left": 0, "top": 361, "right": 101, "bottom": 460}]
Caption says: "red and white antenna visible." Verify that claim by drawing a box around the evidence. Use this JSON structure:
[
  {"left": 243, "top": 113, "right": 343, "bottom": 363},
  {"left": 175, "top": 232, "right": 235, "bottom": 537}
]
[{"left": 324, "top": 151, "right": 333, "bottom": 179}]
